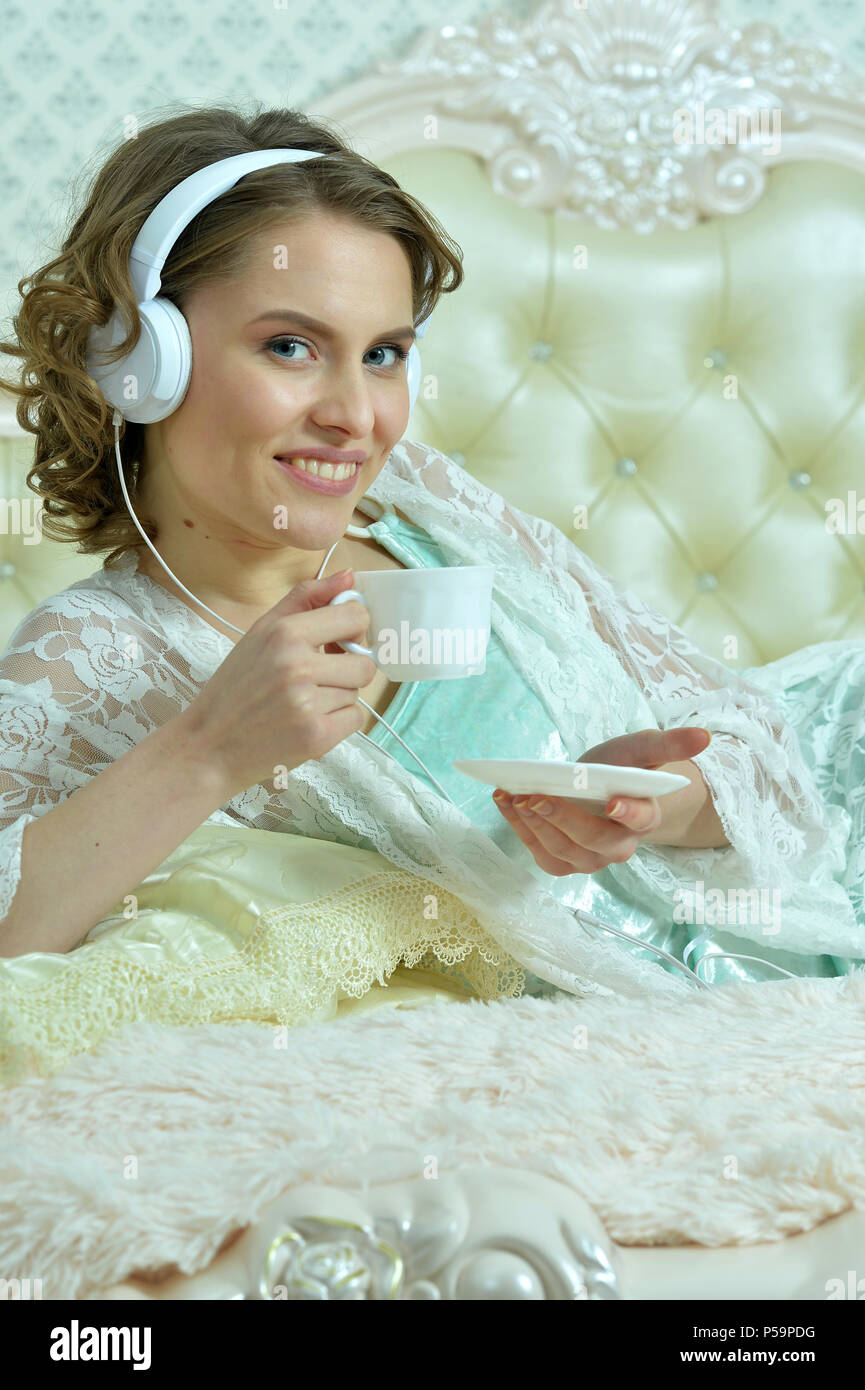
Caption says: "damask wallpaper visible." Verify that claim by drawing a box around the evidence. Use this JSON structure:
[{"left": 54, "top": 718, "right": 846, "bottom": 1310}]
[{"left": 0, "top": 0, "right": 863, "bottom": 340}]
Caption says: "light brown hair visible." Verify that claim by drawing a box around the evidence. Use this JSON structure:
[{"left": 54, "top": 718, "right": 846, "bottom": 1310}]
[{"left": 0, "top": 102, "right": 464, "bottom": 568}]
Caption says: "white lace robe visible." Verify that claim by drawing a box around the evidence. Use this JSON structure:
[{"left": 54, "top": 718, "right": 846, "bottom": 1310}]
[{"left": 0, "top": 438, "right": 858, "bottom": 1001}]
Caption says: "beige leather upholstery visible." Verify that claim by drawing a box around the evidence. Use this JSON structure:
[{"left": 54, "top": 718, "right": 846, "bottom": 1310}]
[
  {"left": 380, "top": 149, "right": 865, "bottom": 665},
  {"left": 2, "top": 0, "right": 864, "bottom": 1305},
  {"left": 2, "top": 156, "right": 864, "bottom": 663}
]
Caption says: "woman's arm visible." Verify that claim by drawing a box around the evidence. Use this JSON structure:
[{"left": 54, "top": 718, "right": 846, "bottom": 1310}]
[
  {"left": 392, "top": 439, "right": 858, "bottom": 955},
  {"left": 0, "top": 710, "right": 233, "bottom": 957},
  {"left": 639, "top": 759, "right": 730, "bottom": 849},
  {"left": 497, "top": 728, "right": 731, "bottom": 875}
]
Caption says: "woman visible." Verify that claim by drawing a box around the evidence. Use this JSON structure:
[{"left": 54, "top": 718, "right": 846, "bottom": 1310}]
[{"left": 0, "top": 105, "right": 862, "bottom": 1075}]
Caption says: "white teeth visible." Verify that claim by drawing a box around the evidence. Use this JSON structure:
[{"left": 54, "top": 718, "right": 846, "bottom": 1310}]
[{"left": 284, "top": 457, "right": 358, "bottom": 481}]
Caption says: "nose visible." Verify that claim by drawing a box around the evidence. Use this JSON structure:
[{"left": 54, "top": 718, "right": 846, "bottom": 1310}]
[{"left": 311, "top": 364, "right": 378, "bottom": 437}]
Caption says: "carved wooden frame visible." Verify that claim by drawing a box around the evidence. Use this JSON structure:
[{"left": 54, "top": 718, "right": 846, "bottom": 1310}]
[
  {"left": 91, "top": 1168, "right": 622, "bottom": 1301},
  {"left": 317, "top": 0, "right": 865, "bottom": 231}
]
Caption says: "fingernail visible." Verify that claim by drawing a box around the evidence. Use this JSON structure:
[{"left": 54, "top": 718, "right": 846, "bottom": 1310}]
[
  {"left": 529, "top": 800, "right": 551, "bottom": 814},
  {"left": 608, "top": 800, "right": 626, "bottom": 818},
  {"left": 698, "top": 728, "right": 712, "bottom": 742}
]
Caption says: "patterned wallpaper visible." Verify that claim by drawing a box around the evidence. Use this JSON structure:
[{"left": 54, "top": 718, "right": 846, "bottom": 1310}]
[{"left": 1, "top": 0, "right": 864, "bottom": 344}]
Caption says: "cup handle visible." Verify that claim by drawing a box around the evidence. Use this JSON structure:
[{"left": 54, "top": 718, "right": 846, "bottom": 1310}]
[{"left": 328, "top": 588, "right": 377, "bottom": 661}]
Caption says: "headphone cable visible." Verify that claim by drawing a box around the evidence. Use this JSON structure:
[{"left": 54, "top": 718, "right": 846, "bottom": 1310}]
[{"left": 112, "top": 414, "right": 797, "bottom": 992}]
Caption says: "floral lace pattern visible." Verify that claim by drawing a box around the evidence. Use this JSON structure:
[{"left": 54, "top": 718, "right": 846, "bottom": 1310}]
[
  {"left": 0, "top": 828, "right": 528, "bottom": 1082},
  {"left": 0, "top": 437, "right": 860, "bottom": 997}
]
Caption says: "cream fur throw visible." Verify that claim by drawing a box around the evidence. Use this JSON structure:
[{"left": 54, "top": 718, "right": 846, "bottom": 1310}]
[{"left": 2, "top": 972, "right": 865, "bottom": 1299}]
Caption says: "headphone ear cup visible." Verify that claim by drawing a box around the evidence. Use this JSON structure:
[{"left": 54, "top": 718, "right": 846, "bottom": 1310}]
[
  {"left": 406, "top": 339, "right": 422, "bottom": 415},
  {"left": 85, "top": 296, "right": 192, "bottom": 424}
]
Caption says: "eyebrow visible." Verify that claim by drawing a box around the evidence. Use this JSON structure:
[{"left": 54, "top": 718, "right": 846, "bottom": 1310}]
[{"left": 248, "top": 309, "right": 416, "bottom": 342}]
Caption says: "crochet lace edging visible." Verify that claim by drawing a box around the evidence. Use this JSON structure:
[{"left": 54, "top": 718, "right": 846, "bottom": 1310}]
[{"left": 0, "top": 870, "right": 527, "bottom": 1082}]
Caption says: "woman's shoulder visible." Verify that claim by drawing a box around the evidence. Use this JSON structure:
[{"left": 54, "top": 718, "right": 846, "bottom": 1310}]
[
  {"left": 42, "top": 567, "right": 144, "bottom": 621},
  {"left": 0, "top": 567, "right": 153, "bottom": 666}
]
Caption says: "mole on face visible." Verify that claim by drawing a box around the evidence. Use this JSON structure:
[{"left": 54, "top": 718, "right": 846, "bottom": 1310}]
[{"left": 182, "top": 518, "right": 194, "bottom": 529}]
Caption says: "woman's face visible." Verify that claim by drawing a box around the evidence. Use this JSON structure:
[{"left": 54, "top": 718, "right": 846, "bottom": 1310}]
[{"left": 138, "top": 209, "right": 417, "bottom": 597}]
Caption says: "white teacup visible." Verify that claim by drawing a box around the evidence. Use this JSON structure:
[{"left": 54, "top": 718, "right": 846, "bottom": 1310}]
[{"left": 329, "top": 565, "right": 494, "bottom": 681}]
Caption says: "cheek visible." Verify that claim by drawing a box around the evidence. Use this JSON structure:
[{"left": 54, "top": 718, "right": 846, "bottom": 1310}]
[
  {"left": 184, "top": 357, "right": 291, "bottom": 453},
  {"left": 376, "top": 389, "right": 411, "bottom": 444}
]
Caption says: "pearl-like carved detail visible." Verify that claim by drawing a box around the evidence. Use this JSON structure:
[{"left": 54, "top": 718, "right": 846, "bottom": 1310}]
[{"left": 696, "top": 572, "right": 719, "bottom": 593}]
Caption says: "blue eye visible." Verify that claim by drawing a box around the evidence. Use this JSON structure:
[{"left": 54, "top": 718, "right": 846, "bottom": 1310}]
[{"left": 266, "top": 335, "right": 407, "bottom": 368}]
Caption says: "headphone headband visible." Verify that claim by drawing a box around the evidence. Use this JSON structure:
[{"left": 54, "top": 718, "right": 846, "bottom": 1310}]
[
  {"left": 86, "top": 147, "right": 428, "bottom": 422},
  {"left": 129, "top": 148, "right": 331, "bottom": 303}
]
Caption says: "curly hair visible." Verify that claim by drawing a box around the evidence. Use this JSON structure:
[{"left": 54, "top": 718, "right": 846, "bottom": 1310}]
[{"left": 0, "top": 102, "right": 464, "bottom": 569}]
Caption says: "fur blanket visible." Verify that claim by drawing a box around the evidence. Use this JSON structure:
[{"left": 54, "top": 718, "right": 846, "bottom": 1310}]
[{"left": 1, "top": 971, "right": 865, "bottom": 1299}]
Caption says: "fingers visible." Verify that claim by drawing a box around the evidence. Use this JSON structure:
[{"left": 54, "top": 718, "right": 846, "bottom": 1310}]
[
  {"left": 309, "top": 650, "right": 377, "bottom": 689},
  {"left": 293, "top": 598, "right": 371, "bottom": 648},
  {"left": 493, "top": 792, "right": 617, "bottom": 873},
  {"left": 492, "top": 794, "right": 590, "bottom": 876},
  {"left": 493, "top": 790, "right": 656, "bottom": 872},
  {"left": 605, "top": 795, "right": 663, "bottom": 834},
  {"left": 317, "top": 682, "right": 368, "bottom": 714},
  {"left": 518, "top": 791, "right": 652, "bottom": 853},
  {"left": 579, "top": 726, "right": 711, "bottom": 768}
]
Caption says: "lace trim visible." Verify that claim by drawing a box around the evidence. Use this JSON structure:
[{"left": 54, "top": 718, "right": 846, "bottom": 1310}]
[
  {"left": 0, "top": 813, "right": 35, "bottom": 921},
  {"left": 0, "top": 869, "right": 526, "bottom": 1083},
  {"left": 2, "top": 435, "right": 857, "bottom": 999}
]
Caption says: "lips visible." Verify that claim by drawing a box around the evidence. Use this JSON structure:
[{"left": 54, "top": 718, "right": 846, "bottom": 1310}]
[
  {"left": 275, "top": 449, "right": 366, "bottom": 464},
  {"left": 274, "top": 456, "right": 360, "bottom": 495},
  {"left": 277, "top": 456, "right": 359, "bottom": 478}
]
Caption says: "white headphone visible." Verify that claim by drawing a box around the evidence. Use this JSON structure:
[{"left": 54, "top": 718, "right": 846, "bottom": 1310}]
[
  {"left": 84, "top": 147, "right": 428, "bottom": 422},
  {"left": 82, "top": 149, "right": 779, "bottom": 993}
]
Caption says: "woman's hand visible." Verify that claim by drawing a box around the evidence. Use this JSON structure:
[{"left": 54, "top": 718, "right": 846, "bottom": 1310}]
[
  {"left": 492, "top": 727, "right": 713, "bottom": 876},
  {"left": 181, "top": 570, "right": 377, "bottom": 799}
]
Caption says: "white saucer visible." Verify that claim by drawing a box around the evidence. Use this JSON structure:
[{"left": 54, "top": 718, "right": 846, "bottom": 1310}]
[{"left": 451, "top": 758, "right": 691, "bottom": 804}]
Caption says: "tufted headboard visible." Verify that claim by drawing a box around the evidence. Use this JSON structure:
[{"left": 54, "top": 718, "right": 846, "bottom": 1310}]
[{"left": 2, "top": 0, "right": 865, "bottom": 667}]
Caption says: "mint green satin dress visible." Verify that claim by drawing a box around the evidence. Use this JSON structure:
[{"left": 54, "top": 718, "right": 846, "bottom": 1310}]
[{"left": 350, "top": 511, "right": 865, "bottom": 989}]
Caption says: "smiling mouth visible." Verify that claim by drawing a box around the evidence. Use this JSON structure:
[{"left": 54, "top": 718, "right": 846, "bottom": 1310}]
[{"left": 276, "top": 456, "right": 360, "bottom": 481}]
